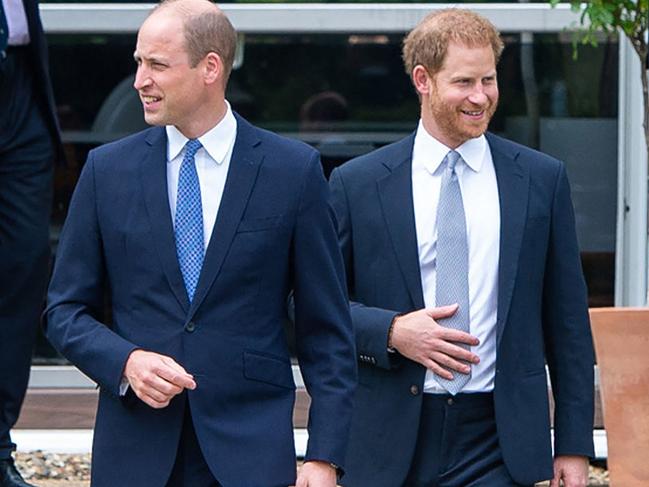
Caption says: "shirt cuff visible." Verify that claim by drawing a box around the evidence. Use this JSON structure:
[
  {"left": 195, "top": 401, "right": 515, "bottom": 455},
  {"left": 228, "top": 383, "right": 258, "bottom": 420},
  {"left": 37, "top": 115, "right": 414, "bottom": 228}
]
[{"left": 119, "top": 377, "right": 130, "bottom": 396}]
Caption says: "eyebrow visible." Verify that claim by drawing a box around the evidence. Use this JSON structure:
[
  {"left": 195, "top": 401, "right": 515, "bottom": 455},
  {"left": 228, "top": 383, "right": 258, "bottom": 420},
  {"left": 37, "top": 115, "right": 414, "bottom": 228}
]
[
  {"left": 449, "top": 70, "right": 497, "bottom": 81},
  {"left": 133, "top": 53, "right": 168, "bottom": 65}
]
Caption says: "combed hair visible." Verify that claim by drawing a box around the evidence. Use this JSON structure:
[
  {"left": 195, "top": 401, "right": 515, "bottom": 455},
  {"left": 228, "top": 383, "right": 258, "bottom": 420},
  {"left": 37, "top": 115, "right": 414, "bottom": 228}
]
[
  {"left": 402, "top": 9, "right": 504, "bottom": 81},
  {"left": 184, "top": 10, "right": 236, "bottom": 77}
]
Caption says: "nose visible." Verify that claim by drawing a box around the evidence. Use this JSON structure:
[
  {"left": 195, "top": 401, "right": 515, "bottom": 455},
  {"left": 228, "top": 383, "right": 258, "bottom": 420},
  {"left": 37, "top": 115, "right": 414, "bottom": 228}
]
[
  {"left": 468, "top": 83, "right": 489, "bottom": 105},
  {"left": 133, "top": 65, "right": 151, "bottom": 91}
]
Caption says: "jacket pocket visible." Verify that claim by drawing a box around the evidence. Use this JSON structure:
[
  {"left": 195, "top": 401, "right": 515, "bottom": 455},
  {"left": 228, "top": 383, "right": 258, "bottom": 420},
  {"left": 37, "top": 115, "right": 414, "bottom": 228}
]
[
  {"left": 236, "top": 215, "right": 283, "bottom": 233},
  {"left": 243, "top": 350, "right": 295, "bottom": 390}
]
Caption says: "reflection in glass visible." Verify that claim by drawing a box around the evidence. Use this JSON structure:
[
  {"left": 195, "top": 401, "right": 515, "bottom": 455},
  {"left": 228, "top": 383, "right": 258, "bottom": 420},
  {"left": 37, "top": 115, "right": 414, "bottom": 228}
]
[{"left": 36, "top": 32, "right": 618, "bottom": 361}]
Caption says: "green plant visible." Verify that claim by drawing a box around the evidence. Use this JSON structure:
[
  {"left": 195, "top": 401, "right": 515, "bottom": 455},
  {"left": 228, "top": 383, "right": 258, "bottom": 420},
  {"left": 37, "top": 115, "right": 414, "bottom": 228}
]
[{"left": 551, "top": 0, "right": 647, "bottom": 166}]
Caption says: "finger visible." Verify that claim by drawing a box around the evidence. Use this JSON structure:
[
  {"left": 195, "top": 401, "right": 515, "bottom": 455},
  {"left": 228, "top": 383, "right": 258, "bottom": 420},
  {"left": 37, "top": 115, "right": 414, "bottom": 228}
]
[
  {"left": 161, "top": 356, "right": 192, "bottom": 376},
  {"left": 141, "top": 374, "right": 184, "bottom": 396},
  {"left": 429, "top": 352, "right": 471, "bottom": 375},
  {"left": 135, "top": 381, "right": 175, "bottom": 403},
  {"left": 160, "top": 356, "right": 196, "bottom": 383},
  {"left": 138, "top": 391, "right": 171, "bottom": 409},
  {"left": 433, "top": 340, "right": 480, "bottom": 363},
  {"left": 439, "top": 328, "right": 480, "bottom": 347},
  {"left": 564, "top": 475, "right": 586, "bottom": 487},
  {"left": 157, "top": 363, "right": 197, "bottom": 390},
  {"left": 422, "top": 358, "right": 454, "bottom": 380},
  {"left": 168, "top": 371, "right": 197, "bottom": 390},
  {"left": 425, "top": 304, "right": 459, "bottom": 319}
]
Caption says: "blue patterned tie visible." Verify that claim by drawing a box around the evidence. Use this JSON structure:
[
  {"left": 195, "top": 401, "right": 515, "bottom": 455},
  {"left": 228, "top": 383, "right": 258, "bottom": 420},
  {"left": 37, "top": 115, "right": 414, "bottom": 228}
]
[
  {"left": 174, "top": 139, "right": 204, "bottom": 302},
  {"left": 435, "top": 150, "right": 471, "bottom": 395}
]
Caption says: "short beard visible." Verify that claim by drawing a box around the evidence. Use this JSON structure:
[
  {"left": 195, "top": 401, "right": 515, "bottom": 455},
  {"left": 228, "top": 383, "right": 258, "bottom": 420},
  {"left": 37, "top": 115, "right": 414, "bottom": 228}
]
[{"left": 429, "top": 81, "right": 497, "bottom": 147}]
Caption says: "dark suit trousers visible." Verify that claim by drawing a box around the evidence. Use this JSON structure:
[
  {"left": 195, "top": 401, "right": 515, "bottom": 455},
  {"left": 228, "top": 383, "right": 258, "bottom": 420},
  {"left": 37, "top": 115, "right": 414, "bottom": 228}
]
[
  {"left": 165, "top": 405, "right": 221, "bottom": 487},
  {"left": 0, "top": 46, "right": 53, "bottom": 458},
  {"left": 404, "top": 393, "right": 532, "bottom": 487}
]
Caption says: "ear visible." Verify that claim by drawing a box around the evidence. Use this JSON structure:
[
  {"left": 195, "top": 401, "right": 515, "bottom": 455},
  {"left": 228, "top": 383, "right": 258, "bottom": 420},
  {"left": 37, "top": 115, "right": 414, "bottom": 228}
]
[
  {"left": 203, "top": 52, "right": 222, "bottom": 85},
  {"left": 412, "top": 65, "right": 432, "bottom": 97}
]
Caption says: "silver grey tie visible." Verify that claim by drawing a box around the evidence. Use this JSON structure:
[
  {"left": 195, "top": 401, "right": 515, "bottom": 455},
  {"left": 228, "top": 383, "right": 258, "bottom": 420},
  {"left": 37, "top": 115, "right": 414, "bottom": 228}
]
[{"left": 434, "top": 150, "right": 471, "bottom": 395}]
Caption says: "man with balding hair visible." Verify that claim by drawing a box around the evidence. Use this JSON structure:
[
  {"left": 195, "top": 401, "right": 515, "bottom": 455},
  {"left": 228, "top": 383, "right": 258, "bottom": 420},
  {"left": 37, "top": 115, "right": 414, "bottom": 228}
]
[
  {"left": 331, "top": 9, "right": 594, "bottom": 487},
  {"left": 45, "top": 1, "right": 356, "bottom": 486}
]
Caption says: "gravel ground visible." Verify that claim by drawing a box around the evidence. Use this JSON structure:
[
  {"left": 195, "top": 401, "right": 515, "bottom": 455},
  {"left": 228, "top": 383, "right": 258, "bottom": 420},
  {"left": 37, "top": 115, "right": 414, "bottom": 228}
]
[
  {"left": 16, "top": 452, "right": 90, "bottom": 485},
  {"left": 31, "top": 482, "right": 89, "bottom": 487},
  {"left": 15, "top": 452, "right": 609, "bottom": 486},
  {"left": 537, "top": 465, "right": 609, "bottom": 486}
]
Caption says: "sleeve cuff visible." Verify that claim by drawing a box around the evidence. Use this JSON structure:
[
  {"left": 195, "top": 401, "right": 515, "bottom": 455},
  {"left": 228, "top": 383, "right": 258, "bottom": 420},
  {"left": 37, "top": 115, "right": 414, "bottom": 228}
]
[{"left": 119, "top": 377, "right": 130, "bottom": 396}]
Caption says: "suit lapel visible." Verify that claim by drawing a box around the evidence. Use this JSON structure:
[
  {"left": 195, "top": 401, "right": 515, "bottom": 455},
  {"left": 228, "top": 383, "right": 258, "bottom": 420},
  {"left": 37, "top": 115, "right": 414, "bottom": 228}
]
[
  {"left": 377, "top": 134, "right": 425, "bottom": 310},
  {"left": 140, "top": 127, "right": 190, "bottom": 312},
  {"left": 487, "top": 133, "right": 529, "bottom": 346},
  {"left": 188, "top": 114, "right": 262, "bottom": 317}
]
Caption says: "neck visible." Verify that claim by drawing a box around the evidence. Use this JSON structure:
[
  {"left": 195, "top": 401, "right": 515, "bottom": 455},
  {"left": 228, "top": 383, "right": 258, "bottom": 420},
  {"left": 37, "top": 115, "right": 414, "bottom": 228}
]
[{"left": 177, "top": 97, "right": 228, "bottom": 139}]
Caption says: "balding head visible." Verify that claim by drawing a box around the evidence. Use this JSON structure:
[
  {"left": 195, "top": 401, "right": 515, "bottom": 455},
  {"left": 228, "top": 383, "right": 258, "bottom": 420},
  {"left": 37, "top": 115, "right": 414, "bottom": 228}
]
[
  {"left": 147, "top": 0, "right": 236, "bottom": 81},
  {"left": 134, "top": 0, "right": 233, "bottom": 136}
]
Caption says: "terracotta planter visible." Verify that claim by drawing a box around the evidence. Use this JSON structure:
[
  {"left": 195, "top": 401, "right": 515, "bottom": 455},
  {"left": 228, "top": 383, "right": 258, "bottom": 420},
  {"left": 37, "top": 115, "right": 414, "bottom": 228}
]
[{"left": 589, "top": 308, "right": 649, "bottom": 486}]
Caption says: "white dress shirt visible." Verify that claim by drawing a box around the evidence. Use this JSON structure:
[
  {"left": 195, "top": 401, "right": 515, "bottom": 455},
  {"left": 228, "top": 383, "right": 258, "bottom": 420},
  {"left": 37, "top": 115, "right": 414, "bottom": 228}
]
[
  {"left": 166, "top": 101, "right": 237, "bottom": 250},
  {"left": 411, "top": 121, "right": 500, "bottom": 394},
  {"left": 2, "top": 0, "right": 30, "bottom": 45}
]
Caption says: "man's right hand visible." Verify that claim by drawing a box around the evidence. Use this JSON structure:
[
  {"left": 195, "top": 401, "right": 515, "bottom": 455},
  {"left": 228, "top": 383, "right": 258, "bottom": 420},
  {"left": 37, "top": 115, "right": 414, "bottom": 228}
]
[
  {"left": 389, "top": 305, "right": 480, "bottom": 380},
  {"left": 123, "top": 350, "right": 197, "bottom": 409}
]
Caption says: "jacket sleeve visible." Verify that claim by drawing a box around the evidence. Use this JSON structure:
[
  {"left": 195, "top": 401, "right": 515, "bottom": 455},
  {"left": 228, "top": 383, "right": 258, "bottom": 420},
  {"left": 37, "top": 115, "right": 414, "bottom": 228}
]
[
  {"left": 542, "top": 163, "right": 595, "bottom": 458},
  {"left": 329, "top": 167, "right": 401, "bottom": 371},
  {"left": 44, "top": 152, "right": 139, "bottom": 396},
  {"left": 292, "top": 152, "right": 358, "bottom": 471}
]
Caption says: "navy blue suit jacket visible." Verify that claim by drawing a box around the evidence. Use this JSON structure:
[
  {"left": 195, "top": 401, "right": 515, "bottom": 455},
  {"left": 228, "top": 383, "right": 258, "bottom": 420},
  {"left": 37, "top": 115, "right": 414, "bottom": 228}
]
[
  {"left": 45, "top": 114, "right": 356, "bottom": 487},
  {"left": 329, "top": 132, "right": 594, "bottom": 486}
]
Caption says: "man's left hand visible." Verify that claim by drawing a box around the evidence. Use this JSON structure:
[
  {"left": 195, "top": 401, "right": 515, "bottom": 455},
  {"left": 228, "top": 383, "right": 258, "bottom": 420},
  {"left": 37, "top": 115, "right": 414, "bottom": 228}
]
[
  {"left": 294, "top": 461, "right": 337, "bottom": 487},
  {"left": 550, "top": 455, "right": 589, "bottom": 487}
]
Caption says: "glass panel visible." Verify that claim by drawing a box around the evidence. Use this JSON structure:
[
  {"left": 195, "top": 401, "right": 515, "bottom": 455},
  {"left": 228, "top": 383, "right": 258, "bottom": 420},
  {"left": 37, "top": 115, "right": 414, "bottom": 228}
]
[
  {"left": 41, "top": 0, "right": 530, "bottom": 4},
  {"left": 35, "top": 31, "right": 618, "bottom": 361}
]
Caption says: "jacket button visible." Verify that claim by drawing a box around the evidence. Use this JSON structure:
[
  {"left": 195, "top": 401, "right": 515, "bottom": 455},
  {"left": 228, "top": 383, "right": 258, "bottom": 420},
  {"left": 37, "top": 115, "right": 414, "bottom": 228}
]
[
  {"left": 184, "top": 321, "right": 196, "bottom": 333},
  {"left": 410, "top": 385, "right": 419, "bottom": 396}
]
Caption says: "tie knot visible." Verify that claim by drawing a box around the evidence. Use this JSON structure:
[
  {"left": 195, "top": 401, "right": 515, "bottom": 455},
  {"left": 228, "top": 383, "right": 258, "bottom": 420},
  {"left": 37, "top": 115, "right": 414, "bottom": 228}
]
[
  {"left": 185, "top": 139, "right": 202, "bottom": 159},
  {"left": 444, "top": 150, "right": 461, "bottom": 172}
]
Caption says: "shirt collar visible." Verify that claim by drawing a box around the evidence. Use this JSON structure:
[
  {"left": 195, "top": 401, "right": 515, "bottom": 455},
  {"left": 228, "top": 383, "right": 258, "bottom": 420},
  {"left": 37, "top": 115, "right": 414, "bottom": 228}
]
[
  {"left": 413, "top": 119, "right": 488, "bottom": 175},
  {"left": 166, "top": 100, "right": 237, "bottom": 164}
]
